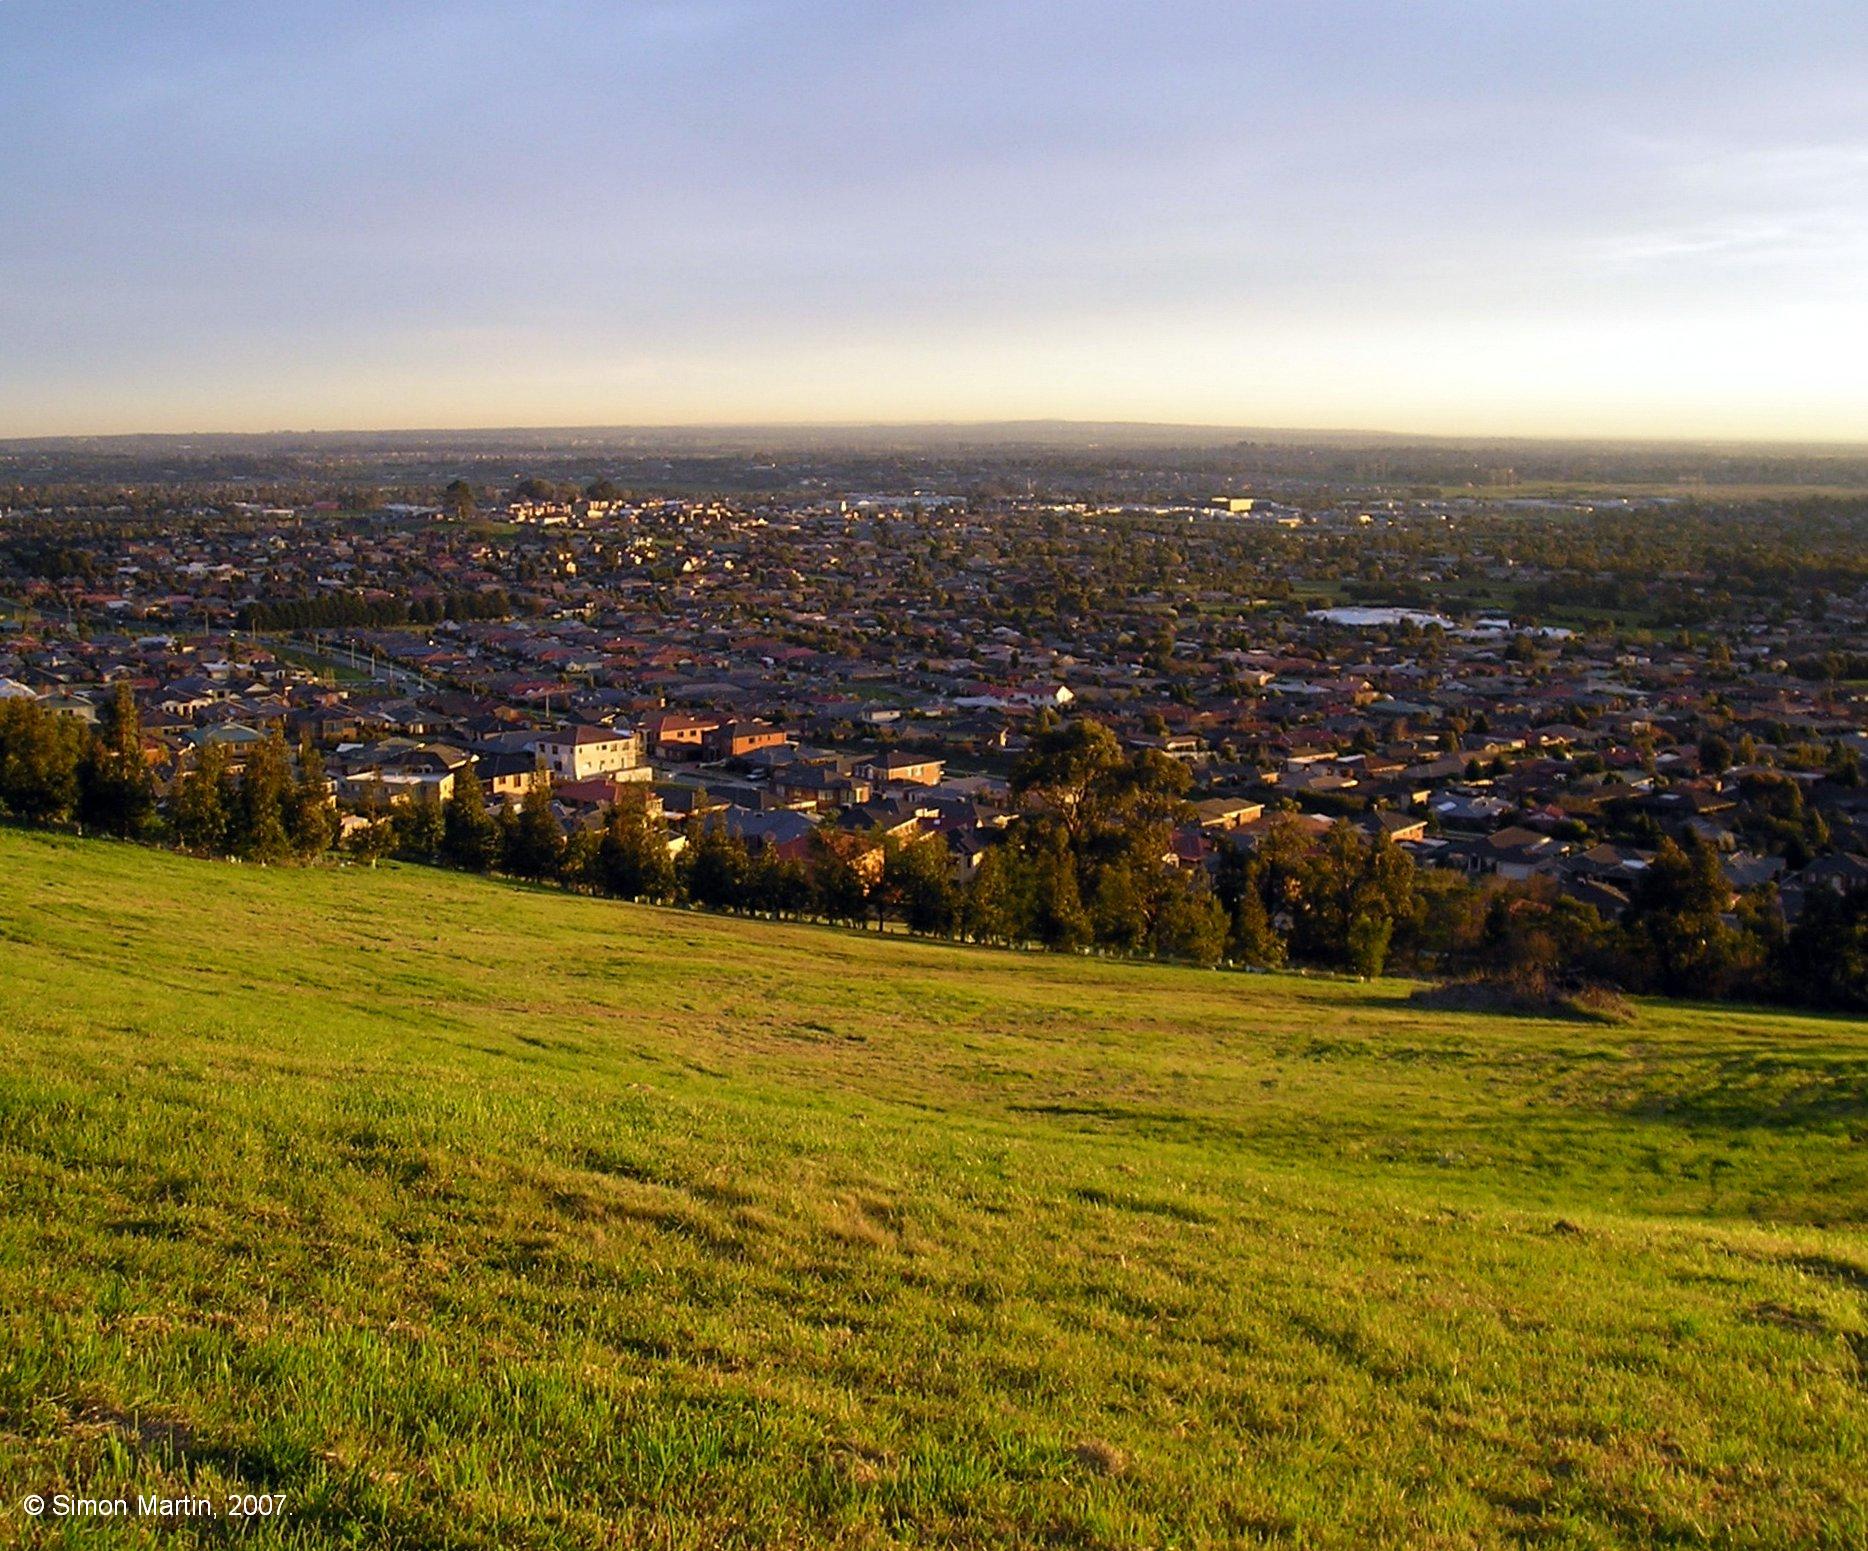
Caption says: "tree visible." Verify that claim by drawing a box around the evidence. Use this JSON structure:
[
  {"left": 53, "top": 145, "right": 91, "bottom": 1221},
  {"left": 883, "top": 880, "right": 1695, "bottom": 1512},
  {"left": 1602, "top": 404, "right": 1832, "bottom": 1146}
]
[
  {"left": 1089, "top": 860, "right": 1152, "bottom": 955},
  {"left": 395, "top": 785, "right": 445, "bottom": 861},
  {"left": 1011, "top": 718, "right": 1127, "bottom": 846},
  {"left": 512, "top": 475, "right": 561, "bottom": 503},
  {"left": 443, "top": 478, "right": 477, "bottom": 521},
  {"left": 1622, "top": 834, "right": 1738, "bottom": 995},
  {"left": 285, "top": 740, "right": 335, "bottom": 861},
  {"left": 560, "top": 826, "right": 599, "bottom": 888},
  {"left": 229, "top": 734, "right": 294, "bottom": 863},
  {"left": 0, "top": 697, "right": 86, "bottom": 826},
  {"left": 807, "top": 833, "right": 870, "bottom": 926},
  {"left": 442, "top": 764, "right": 499, "bottom": 871},
  {"left": 962, "top": 844, "right": 1030, "bottom": 945},
  {"left": 880, "top": 837, "right": 960, "bottom": 936},
  {"left": 1283, "top": 823, "right": 1417, "bottom": 973},
  {"left": 171, "top": 742, "right": 230, "bottom": 853},
  {"left": 1028, "top": 839, "right": 1091, "bottom": 951},
  {"left": 494, "top": 797, "right": 520, "bottom": 870},
  {"left": 1346, "top": 910, "right": 1395, "bottom": 978},
  {"left": 78, "top": 682, "right": 157, "bottom": 838},
  {"left": 346, "top": 815, "right": 397, "bottom": 868},
  {"left": 595, "top": 792, "right": 676, "bottom": 902},
  {"left": 1773, "top": 886, "right": 1868, "bottom": 1011},
  {"left": 685, "top": 820, "right": 752, "bottom": 911},
  {"left": 1008, "top": 716, "right": 1196, "bottom": 959},
  {"left": 1012, "top": 719, "right": 1190, "bottom": 862},
  {"left": 1228, "top": 872, "right": 1286, "bottom": 969},
  {"left": 505, "top": 780, "right": 565, "bottom": 880},
  {"left": 1149, "top": 879, "right": 1227, "bottom": 967},
  {"left": 746, "top": 846, "right": 813, "bottom": 919}
]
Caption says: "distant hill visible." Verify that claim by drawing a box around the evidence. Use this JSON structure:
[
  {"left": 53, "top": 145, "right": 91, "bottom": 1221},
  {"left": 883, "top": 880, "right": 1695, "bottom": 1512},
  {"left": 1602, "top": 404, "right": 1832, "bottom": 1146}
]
[
  {"left": 2, "top": 827, "right": 1862, "bottom": 1547},
  {"left": 8, "top": 420, "right": 1868, "bottom": 457}
]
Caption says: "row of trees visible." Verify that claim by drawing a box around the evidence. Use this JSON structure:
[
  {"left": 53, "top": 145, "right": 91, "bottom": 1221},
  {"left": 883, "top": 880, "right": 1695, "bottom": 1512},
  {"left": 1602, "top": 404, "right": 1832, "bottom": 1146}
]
[
  {"left": 0, "top": 689, "right": 333, "bottom": 862},
  {"left": 2, "top": 700, "right": 1862, "bottom": 1009},
  {"left": 359, "top": 769, "right": 953, "bottom": 934},
  {"left": 347, "top": 718, "right": 1868, "bottom": 1008},
  {"left": 237, "top": 588, "right": 512, "bottom": 632}
]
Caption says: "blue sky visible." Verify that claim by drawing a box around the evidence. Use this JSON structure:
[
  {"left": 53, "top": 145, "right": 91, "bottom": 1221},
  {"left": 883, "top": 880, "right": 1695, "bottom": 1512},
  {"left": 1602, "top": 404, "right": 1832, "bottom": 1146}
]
[{"left": 2, "top": 1, "right": 1865, "bottom": 438}]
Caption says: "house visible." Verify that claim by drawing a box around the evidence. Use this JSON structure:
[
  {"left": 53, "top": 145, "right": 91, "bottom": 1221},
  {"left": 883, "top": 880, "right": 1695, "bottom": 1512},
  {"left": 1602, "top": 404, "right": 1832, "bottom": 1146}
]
[
  {"left": 1135, "top": 732, "right": 1207, "bottom": 765},
  {"left": 535, "top": 723, "right": 645, "bottom": 782},
  {"left": 1485, "top": 825, "right": 1566, "bottom": 881},
  {"left": 643, "top": 709, "right": 719, "bottom": 760},
  {"left": 771, "top": 763, "right": 871, "bottom": 811},
  {"left": 38, "top": 692, "right": 100, "bottom": 724},
  {"left": 703, "top": 718, "right": 789, "bottom": 761},
  {"left": 1562, "top": 875, "right": 1631, "bottom": 914},
  {"left": 836, "top": 795, "right": 928, "bottom": 842},
  {"left": 1430, "top": 791, "right": 1514, "bottom": 830},
  {"left": 338, "top": 742, "right": 474, "bottom": 802},
  {"left": 857, "top": 750, "right": 944, "bottom": 787},
  {"left": 718, "top": 805, "right": 818, "bottom": 860},
  {"left": 1365, "top": 811, "right": 1428, "bottom": 844},
  {"left": 1191, "top": 797, "right": 1264, "bottom": 831},
  {"left": 944, "top": 826, "right": 993, "bottom": 880},
  {"left": 667, "top": 773, "right": 758, "bottom": 814},
  {"left": 554, "top": 777, "right": 661, "bottom": 815},
  {"left": 476, "top": 749, "right": 542, "bottom": 799},
  {"left": 185, "top": 722, "right": 269, "bottom": 752}
]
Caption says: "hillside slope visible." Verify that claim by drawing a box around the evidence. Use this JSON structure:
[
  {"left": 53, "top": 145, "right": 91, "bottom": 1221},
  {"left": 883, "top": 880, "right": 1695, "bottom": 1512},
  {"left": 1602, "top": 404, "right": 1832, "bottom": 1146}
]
[{"left": 1, "top": 828, "right": 1864, "bottom": 1549}]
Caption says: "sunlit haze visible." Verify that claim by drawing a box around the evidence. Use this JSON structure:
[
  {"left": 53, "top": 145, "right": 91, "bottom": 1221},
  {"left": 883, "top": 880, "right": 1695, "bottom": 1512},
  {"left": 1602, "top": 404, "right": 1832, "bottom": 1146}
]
[{"left": 3, "top": 0, "right": 1866, "bottom": 440}]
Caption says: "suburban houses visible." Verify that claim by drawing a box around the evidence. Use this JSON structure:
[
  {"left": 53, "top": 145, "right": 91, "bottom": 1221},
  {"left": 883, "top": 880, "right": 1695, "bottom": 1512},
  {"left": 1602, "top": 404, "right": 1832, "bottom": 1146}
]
[{"left": 2, "top": 460, "right": 1864, "bottom": 968}]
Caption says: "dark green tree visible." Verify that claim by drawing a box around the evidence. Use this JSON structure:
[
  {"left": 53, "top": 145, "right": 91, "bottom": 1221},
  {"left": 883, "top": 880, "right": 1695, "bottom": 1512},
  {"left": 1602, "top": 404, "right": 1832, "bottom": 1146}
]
[
  {"left": 595, "top": 792, "right": 677, "bottom": 902},
  {"left": 1089, "top": 860, "right": 1153, "bottom": 955},
  {"left": 807, "top": 834, "right": 871, "bottom": 926},
  {"left": 285, "top": 740, "right": 335, "bottom": 861},
  {"left": 443, "top": 478, "right": 477, "bottom": 521},
  {"left": 1028, "top": 839, "right": 1091, "bottom": 951},
  {"left": 1346, "top": 910, "right": 1395, "bottom": 978},
  {"left": 1228, "top": 868, "right": 1286, "bottom": 969},
  {"left": 1149, "top": 879, "right": 1228, "bottom": 966},
  {"left": 685, "top": 820, "right": 752, "bottom": 911},
  {"left": 78, "top": 682, "right": 157, "bottom": 838},
  {"left": 0, "top": 697, "right": 86, "bottom": 826},
  {"left": 880, "top": 837, "right": 960, "bottom": 936},
  {"left": 1622, "top": 834, "right": 1738, "bottom": 996},
  {"left": 395, "top": 785, "right": 445, "bottom": 860},
  {"left": 230, "top": 734, "right": 294, "bottom": 863},
  {"left": 171, "top": 742, "right": 230, "bottom": 853},
  {"left": 504, "top": 781, "right": 565, "bottom": 880},
  {"left": 1773, "top": 886, "right": 1867, "bottom": 1011},
  {"left": 962, "top": 844, "right": 1030, "bottom": 945},
  {"left": 441, "top": 764, "right": 499, "bottom": 872},
  {"left": 746, "top": 846, "right": 813, "bottom": 919}
]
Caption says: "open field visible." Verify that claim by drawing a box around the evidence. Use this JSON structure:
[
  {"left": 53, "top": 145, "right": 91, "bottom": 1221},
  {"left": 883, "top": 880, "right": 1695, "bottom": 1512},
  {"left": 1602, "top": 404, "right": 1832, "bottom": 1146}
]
[
  {"left": 259, "top": 645, "right": 372, "bottom": 687},
  {"left": 1, "top": 828, "right": 1864, "bottom": 1548}
]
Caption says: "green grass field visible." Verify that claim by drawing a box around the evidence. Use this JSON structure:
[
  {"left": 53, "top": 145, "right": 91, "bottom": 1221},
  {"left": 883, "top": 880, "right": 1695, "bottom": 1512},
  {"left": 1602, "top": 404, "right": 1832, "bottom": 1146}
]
[{"left": 1, "top": 828, "right": 1864, "bottom": 1549}]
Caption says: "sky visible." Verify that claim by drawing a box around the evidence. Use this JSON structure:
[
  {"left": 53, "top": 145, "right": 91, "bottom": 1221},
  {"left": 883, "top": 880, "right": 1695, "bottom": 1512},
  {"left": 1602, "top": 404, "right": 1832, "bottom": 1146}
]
[{"left": 2, "top": 1, "right": 1866, "bottom": 441}]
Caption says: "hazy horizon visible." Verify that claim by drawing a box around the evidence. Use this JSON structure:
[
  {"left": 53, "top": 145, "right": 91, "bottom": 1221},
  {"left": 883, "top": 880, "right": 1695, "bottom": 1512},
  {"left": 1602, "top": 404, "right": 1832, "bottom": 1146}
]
[
  {"left": 7, "top": 417, "right": 1868, "bottom": 457},
  {"left": 4, "top": 1, "right": 1865, "bottom": 440}
]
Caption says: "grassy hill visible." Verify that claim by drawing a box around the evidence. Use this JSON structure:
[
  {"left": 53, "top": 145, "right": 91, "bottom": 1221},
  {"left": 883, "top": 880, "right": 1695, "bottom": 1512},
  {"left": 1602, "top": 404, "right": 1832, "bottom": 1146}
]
[{"left": 0, "top": 827, "right": 1863, "bottom": 1549}]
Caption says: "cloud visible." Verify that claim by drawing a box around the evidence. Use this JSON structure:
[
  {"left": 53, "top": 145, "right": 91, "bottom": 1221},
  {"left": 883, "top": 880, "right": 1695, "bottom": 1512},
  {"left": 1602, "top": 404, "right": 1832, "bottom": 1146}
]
[{"left": 2, "top": 1, "right": 1866, "bottom": 436}]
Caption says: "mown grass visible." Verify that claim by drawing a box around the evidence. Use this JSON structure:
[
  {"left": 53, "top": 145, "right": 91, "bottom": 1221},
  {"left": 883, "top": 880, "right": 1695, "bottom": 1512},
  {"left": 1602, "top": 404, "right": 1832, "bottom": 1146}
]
[{"left": 0, "top": 827, "right": 1864, "bottom": 1549}]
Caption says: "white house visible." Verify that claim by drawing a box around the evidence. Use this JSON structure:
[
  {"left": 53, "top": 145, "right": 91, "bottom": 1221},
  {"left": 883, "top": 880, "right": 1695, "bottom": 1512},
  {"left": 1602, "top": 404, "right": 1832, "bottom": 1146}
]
[{"left": 534, "top": 724, "right": 644, "bottom": 782}]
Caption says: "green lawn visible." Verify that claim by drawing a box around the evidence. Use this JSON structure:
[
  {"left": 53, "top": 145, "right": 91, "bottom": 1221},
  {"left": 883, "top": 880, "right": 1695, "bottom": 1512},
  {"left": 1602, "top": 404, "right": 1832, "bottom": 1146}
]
[
  {"left": 0, "top": 828, "right": 1864, "bottom": 1549},
  {"left": 260, "top": 643, "right": 373, "bottom": 685}
]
